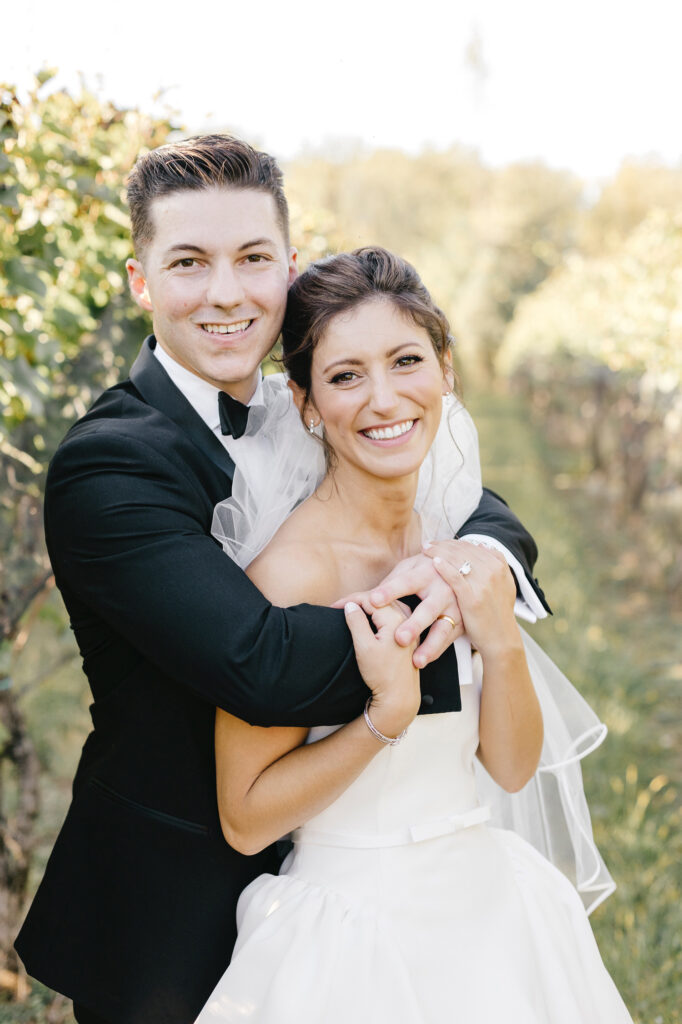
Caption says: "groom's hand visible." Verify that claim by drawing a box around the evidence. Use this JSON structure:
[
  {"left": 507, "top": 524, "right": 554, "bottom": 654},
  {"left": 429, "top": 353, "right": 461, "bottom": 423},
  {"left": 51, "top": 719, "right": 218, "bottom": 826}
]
[{"left": 333, "top": 551, "right": 464, "bottom": 668}]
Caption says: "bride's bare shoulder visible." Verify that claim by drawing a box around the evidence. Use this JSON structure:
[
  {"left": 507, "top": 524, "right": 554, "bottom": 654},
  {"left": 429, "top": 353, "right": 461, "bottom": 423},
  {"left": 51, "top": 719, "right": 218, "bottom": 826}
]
[{"left": 246, "top": 506, "right": 338, "bottom": 607}]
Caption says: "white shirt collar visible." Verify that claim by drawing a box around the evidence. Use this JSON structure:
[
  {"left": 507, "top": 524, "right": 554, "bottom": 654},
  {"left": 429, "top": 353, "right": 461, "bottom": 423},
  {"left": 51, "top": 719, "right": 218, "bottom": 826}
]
[{"left": 153, "top": 340, "right": 265, "bottom": 434}]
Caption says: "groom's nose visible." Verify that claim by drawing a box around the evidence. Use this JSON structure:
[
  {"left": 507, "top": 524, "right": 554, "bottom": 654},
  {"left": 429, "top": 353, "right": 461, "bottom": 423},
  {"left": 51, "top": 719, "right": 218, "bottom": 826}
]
[{"left": 204, "top": 260, "right": 247, "bottom": 309}]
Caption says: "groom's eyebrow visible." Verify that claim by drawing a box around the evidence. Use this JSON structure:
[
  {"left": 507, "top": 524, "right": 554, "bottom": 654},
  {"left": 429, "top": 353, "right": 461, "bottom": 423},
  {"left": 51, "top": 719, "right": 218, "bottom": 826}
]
[
  {"left": 165, "top": 243, "right": 207, "bottom": 256},
  {"left": 164, "top": 238, "right": 276, "bottom": 257},
  {"left": 237, "top": 237, "right": 276, "bottom": 250}
]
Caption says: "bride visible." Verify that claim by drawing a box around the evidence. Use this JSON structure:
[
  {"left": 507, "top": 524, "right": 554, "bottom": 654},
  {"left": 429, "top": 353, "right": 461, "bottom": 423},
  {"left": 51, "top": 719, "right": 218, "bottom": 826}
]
[{"left": 199, "top": 247, "right": 632, "bottom": 1022}]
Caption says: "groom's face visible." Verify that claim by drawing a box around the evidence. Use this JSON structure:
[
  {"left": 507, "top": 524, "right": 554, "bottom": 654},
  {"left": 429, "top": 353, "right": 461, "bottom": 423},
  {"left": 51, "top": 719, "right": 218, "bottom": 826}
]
[{"left": 127, "top": 186, "right": 298, "bottom": 402}]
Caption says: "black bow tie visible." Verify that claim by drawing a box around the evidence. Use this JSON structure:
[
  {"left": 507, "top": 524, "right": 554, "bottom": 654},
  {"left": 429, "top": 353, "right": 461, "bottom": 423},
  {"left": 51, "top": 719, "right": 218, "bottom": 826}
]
[{"left": 218, "top": 391, "right": 250, "bottom": 439}]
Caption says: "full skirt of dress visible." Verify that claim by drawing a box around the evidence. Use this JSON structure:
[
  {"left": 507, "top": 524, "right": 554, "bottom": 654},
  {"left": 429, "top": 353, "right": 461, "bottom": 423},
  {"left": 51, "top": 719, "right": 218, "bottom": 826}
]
[{"left": 196, "top": 686, "right": 632, "bottom": 1023}]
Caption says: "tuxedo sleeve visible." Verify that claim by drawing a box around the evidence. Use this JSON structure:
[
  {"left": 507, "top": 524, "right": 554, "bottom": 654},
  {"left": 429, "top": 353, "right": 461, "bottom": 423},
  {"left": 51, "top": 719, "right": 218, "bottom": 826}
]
[
  {"left": 458, "top": 488, "right": 551, "bottom": 615},
  {"left": 45, "top": 430, "right": 366, "bottom": 728}
]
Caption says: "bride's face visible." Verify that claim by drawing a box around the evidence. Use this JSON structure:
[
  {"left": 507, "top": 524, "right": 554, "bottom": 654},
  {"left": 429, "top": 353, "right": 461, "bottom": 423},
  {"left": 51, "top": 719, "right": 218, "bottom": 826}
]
[{"left": 305, "top": 297, "right": 448, "bottom": 481}]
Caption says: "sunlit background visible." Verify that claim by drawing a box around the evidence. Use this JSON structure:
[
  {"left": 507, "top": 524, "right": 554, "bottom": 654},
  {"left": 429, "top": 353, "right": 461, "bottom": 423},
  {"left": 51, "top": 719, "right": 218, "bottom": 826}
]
[
  {"left": 2, "top": 2, "right": 681, "bottom": 1021},
  {"left": 6, "top": 0, "right": 682, "bottom": 176}
]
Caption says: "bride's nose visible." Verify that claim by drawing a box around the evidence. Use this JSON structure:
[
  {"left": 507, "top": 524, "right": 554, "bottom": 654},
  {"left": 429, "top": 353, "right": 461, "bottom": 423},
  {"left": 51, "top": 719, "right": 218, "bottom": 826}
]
[{"left": 367, "top": 372, "right": 400, "bottom": 416}]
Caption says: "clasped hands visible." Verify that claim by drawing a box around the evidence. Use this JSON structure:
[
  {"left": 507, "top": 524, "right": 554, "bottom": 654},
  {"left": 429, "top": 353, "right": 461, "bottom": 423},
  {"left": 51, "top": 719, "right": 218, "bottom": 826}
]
[{"left": 334, "top": 539, "right": 512, "bottom": 669}]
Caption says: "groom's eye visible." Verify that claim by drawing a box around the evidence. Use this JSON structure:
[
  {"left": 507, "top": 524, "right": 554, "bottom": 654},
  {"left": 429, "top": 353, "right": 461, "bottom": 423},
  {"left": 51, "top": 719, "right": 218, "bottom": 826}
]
[{"left": 171, "top": 258, "right": 198, "bottom": 268}]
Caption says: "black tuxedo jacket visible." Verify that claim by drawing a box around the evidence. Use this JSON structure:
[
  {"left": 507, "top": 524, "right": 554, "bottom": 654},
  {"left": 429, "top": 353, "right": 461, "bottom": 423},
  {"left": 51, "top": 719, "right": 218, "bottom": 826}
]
[{"left": 16, "top": 336, "right": 548, "bottom": 1023}]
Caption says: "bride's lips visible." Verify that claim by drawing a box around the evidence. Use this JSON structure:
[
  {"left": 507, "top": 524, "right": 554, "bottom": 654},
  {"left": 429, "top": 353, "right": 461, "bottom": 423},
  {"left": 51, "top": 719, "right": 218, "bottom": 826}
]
[{"left": 359, "top": 419, "right": 418, "bottom": 445}]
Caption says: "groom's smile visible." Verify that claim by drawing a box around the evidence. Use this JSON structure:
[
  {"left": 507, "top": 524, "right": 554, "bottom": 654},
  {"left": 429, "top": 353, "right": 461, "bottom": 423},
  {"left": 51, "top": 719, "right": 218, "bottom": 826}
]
[
  {"left": 200, "top": 320, "right": 254, "bottom": 335},
  {"left": 127, "top": 186, "right": 298, "bottom": 403}
]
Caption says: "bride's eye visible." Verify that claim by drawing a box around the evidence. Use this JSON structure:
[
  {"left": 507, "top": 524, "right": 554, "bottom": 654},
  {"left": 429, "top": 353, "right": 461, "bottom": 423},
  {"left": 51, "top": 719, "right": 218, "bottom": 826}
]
[
  {"left": 395, "top": 354, "right": 424, "bottom": 368},
  {"left": 329, "top": 370, "right": 358, "bottom": 385}
]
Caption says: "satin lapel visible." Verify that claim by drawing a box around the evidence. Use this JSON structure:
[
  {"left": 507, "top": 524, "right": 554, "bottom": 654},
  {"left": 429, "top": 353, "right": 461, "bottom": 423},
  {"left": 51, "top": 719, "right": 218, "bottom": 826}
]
[{"left": 129, "top": 336, "right": 235, "bottom": 480}]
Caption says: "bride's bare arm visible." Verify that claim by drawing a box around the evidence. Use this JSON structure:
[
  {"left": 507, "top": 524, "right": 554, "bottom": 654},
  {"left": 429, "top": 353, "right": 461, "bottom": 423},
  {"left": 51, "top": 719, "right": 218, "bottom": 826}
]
[
  {"left": 217, "top": 692, "right": 398, "bottom": 856},
  {"left": 215, "top": 546, "right": 420, "bottom": 856},
  {"left": 423, "top": 541, "right": 544, "bottom": 793}
]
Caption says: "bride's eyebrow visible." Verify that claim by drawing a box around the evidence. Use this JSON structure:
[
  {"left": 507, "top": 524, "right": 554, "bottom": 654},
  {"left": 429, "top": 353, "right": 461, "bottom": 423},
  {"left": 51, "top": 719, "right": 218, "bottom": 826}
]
[
  {"left": 322, "top": 357, "right": 364, "bottom": 374},
  {"left": 322, "top": 342, "right": 422, "bottom": 375}
]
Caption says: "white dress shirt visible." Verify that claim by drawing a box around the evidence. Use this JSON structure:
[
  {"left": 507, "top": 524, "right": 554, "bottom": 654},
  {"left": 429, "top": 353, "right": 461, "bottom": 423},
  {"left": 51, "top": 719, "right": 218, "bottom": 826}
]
[{"left": 153, "top": 341, "right": 265, "bottom": 465}]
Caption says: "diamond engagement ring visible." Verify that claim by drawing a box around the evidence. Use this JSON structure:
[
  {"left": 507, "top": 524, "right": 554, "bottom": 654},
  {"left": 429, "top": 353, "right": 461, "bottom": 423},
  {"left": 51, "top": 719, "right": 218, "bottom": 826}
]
[{"left": 458, "top": 561, "right": 472, "bottom": 576}]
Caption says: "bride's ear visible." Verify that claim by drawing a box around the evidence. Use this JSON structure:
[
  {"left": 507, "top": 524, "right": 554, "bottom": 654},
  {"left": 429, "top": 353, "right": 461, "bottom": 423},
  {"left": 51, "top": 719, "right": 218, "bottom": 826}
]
[
  {"left": 288, "top": 380, "right": 320, "bottom": 427},
  {"left": 442, "top": 351, "right": 456, "bottom": 395}
]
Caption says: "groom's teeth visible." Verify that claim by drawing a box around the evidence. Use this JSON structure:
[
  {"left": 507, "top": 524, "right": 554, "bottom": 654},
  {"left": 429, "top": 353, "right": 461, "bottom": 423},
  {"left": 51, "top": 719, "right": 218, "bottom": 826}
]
[
  {"left": 363, "top": 420, "right": 414, "bottom": 440},
  {"left": 202, "top": 320, "right": 252, "bottom": 334}
]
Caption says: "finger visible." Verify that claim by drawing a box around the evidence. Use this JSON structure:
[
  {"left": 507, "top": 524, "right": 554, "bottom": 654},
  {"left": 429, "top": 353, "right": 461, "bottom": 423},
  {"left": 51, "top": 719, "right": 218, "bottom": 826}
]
[
  {"left": 369, "top": 562, "right": 433, "bottom": 607},
  {"left": 369, "top": 602, "right": 405, "bottom": 633},
  {"left": 432, "top": 549, "right": 511, "bottom": 598},
  {"left": 426, "top": 540, "right": 509, "bottom": 584},
  {"left": 392, "top": 574, "right": 463, "bottom": 645},
  {"left": 395, "top": 594, "right": 464, "bottom": 648},
  {"left": 343, "top": 601, "right": 377, "bottom": 654},
  {"left": 413, "top": 618, "right": 465, "bottom": 668},
  {"left": 422, "top": 539, "right": 486, "bottom": 570},
  {"left": 333, "top": 591, "right": 376, "bottom": 614},
  {"left": 430, "top": 554, "right": 478, "bottom": 591}
]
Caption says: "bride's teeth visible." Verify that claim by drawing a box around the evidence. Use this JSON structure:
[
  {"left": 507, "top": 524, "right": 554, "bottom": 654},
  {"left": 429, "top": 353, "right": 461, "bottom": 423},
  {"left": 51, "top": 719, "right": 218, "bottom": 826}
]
[
  {"left": 364, "top": 420, "right": 414, "bottom": 440},
  {"left": 202, "top": 320, "right": 251, "bottom": 334}
]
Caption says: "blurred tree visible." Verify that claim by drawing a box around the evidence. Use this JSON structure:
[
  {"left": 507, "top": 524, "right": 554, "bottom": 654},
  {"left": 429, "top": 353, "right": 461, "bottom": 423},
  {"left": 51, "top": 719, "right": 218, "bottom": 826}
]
[
  {"left": 456, "top": 162, "right": 582, "bottom": 382},
  {"left": 499, "top": 208, "right": 682, "bottom": 590},
  {"left": 579, "top": 159, "right": 682, "bottom": 256},
  {"left": 0, "top": 73, "right": 172, "bottom": 973},
  {"left": 286, "top": 153, "right": 582, "bottom": 384}
]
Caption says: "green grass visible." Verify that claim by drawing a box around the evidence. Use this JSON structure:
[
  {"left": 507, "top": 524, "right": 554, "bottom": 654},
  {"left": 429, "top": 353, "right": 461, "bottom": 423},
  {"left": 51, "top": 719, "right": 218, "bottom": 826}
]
[{"left": 469, "top": 389, "right": 682, "bottom": 1024}]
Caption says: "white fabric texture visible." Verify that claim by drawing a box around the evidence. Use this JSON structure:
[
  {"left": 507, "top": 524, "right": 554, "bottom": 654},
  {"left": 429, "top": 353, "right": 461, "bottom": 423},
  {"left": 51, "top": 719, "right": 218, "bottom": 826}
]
[
  {"left": 196, "top": 685, "right": 631, "bottom": 1023},
  {"left": 210, "top": 372, "right": 614, "bottom": 911}
]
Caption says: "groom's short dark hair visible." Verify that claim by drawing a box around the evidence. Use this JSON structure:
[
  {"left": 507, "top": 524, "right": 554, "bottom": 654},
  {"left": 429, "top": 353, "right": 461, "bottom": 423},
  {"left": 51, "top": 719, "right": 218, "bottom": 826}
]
[{"left": 127, "top": 134, "right": 290, "bottom": 256}]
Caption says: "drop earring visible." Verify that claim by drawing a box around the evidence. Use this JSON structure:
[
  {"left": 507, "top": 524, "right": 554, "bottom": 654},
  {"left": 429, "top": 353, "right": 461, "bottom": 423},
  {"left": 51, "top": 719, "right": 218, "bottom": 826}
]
[{"left": 308, "top": 419, "right": 316, "bottom": 434}]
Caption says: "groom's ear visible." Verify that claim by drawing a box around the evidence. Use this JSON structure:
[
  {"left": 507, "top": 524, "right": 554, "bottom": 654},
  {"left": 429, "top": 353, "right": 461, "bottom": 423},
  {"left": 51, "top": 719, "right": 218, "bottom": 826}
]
[
  {"left": 127, "top": 258, "right": 153, "bottom": 312},
  {"left": 287, "top": 248, "right": 299, "bottom": 285}
]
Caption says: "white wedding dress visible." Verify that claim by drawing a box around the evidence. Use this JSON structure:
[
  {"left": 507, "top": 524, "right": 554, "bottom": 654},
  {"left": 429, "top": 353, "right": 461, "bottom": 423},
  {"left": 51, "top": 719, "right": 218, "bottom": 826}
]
[
  {"left": 197, "top": 659, "right": 631, "bottom": 1023},
  {"left": 197, "top": 378, "right": 632, "bottom": 1023}
]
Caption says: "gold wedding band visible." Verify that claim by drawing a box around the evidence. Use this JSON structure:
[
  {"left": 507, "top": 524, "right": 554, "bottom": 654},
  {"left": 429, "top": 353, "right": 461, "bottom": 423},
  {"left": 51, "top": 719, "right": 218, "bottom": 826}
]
[{"left": 437, "top": 614, "right": 458, "bottom": 630}]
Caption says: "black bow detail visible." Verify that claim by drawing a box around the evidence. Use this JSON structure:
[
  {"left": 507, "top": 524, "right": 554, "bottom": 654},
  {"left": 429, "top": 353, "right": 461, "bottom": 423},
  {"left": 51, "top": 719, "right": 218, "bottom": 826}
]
[{"left": 218, "top": 391, "right": 250, "bottom": 439}]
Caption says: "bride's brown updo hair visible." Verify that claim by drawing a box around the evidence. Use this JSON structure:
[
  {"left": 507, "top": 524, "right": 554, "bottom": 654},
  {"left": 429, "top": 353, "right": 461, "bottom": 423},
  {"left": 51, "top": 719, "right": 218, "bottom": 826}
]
[{"left": 282, "top": 246, "right": 455, "bottom": 406}]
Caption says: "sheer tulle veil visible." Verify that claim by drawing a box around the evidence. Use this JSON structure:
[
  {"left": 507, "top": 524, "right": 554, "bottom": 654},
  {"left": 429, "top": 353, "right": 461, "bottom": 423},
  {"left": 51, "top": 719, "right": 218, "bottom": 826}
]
[{"left": 212, "top": 373, "right": 615, "bottom": 912}]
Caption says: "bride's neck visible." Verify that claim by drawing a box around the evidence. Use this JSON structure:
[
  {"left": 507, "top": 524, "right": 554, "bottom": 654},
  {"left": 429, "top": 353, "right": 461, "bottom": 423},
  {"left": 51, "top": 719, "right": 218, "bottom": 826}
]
[{"left": 315, "top": 460, "right": 420, "bottom": 560}]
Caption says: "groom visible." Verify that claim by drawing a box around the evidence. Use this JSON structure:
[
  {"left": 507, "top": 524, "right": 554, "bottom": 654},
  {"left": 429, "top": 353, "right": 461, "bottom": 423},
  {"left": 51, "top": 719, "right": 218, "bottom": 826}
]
[{"left": 15, "top": 135, "right": 548, "bottom": 1024}]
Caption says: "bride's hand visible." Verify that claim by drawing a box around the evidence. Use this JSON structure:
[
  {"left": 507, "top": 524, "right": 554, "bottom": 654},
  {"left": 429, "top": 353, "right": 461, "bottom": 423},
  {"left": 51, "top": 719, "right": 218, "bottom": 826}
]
[
  {"left": 344, "top": 601, "right": 421, "bottom": 740},
  {"left": 334, "top": 553, "right": 465, "bottom": 668},
  {"left": 423, "top": 541, "right": 520, "bottom": 657}
]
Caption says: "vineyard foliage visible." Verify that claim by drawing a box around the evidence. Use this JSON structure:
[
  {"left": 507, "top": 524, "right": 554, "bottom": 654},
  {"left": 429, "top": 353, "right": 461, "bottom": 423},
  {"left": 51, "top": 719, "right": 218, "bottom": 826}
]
[
  {"left": 499, "top": 206, "right": 682, "bottom": 586},
  {"left": 1, "top": 75, "right": 172, "bottom": 647},
  {"left": 1, "top": 74, "right": 170, "bottom": 461},
  {"left": 0, "top": 77, "right": 171, "bottom": 974}
]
